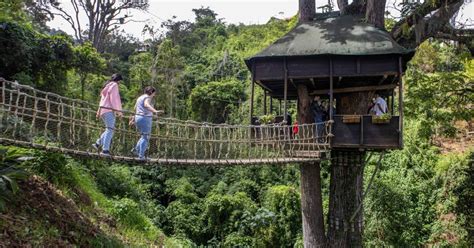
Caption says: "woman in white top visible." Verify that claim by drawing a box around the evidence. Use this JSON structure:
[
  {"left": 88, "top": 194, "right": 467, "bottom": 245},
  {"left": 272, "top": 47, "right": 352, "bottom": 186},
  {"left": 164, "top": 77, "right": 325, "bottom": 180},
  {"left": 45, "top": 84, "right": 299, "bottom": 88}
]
[
  {"left": 132, "top": 86, "right": 162, "bottom": 160},
  {"left": 372, "top": 92, "right": 388, "bottom": 116}
]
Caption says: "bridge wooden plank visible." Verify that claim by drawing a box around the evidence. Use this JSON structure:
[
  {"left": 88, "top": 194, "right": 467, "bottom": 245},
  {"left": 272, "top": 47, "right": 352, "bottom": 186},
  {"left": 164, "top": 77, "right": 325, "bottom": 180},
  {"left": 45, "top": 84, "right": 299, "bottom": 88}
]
[{"left": 0, "top": 138, "right": 326, "bottom": 166}]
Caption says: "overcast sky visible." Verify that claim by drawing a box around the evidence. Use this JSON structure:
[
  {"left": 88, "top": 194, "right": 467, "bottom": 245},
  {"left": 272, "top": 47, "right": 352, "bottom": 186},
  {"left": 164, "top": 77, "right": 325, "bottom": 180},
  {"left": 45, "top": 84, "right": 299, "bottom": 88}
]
[{"left": 47, "top": 0, "right": 474, "bottom": 40}]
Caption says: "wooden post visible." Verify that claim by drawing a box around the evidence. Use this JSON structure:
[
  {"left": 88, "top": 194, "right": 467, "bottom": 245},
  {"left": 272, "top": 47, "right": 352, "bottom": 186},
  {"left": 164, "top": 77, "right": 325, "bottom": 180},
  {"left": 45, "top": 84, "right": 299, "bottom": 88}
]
[
  {"left": 398, "top": 56, "right": 404, "bottom": 148},
  {"left": 250, "top": 65, "right": 256, "bottom": 124},
  {"left": 270, "top": 97, "right": 273, "bottom": 115},
  {"left": 329, "top": 58, "right": 334, "bottom": 117},
  {"left": 264, "top": 91, "right": 267, "bottom": 115},
  {"left": 284, "top": 58, "right": 288, "bottom": 123},
  {"left": 279, "top": 99, "right": 282, "bottom": 115},
  {"left": 391, "top": 89, "right": 394, "bottom": 115}
]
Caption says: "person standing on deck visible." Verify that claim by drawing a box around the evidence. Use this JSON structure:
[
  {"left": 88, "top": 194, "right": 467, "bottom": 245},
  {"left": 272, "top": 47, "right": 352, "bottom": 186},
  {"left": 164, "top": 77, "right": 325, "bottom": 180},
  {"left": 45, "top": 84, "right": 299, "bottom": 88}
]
[
  {"left": 372, "top": 92, "right": 388, "bottom": 116},
  {"left": 311, "top": 95, "right": 326, "bottom": 142},
  {"left": 131, "top": 86, "right": 163, "bottom": 160},
  {"left": 93, "top": 73, "right": 123, "bottom": 156}
]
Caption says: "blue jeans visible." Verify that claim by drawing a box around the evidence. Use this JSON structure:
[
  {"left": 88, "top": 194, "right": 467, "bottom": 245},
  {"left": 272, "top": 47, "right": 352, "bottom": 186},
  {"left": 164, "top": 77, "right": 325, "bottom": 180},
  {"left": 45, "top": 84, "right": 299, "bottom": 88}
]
[
  {"left": 97, "top": 112, "right": 115, "bottom": 151},
  {"left": 135, "top": 115, "right": 152, "bottom": 159},
  {"left": 314, "top": 117, "right": 324, "bottom": 142}
]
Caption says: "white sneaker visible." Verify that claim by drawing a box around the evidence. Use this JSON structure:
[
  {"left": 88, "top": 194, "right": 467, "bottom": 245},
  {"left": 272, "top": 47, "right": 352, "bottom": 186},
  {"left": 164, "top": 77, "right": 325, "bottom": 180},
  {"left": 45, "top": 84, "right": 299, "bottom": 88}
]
[{"left": 92, "top": 143, "right": 100, "bottom": 151}]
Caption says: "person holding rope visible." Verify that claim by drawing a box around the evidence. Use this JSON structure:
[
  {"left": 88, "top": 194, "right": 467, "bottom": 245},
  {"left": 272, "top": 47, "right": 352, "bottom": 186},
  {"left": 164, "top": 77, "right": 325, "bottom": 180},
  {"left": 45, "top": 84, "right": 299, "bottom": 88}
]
[
  {"left": 92, "top": 73, "right": 123, "bottom": 156},
  {"left": 131, "top": 86, "right": 163, "bottom": 160}
]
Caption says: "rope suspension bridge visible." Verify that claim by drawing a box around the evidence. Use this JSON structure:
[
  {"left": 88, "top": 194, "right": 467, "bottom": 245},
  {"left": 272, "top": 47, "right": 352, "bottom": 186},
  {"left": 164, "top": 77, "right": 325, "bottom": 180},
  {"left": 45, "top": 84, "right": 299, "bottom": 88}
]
[{"left": 0, "top": 78, "right": 331, "bottom": 165}]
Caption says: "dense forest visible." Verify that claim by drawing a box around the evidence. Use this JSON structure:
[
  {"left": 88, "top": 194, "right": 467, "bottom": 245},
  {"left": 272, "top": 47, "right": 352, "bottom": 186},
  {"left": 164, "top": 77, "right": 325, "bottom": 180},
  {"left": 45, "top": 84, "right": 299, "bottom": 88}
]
[{"left": 0, "top": 0, "right": 473, "bottom": 246}]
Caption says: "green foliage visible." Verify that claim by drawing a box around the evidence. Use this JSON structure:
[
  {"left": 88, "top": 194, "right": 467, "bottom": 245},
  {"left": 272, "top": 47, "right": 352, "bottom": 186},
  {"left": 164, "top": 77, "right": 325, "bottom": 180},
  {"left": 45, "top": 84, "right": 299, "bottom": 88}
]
[
  {"left": 259, "top": 114, "right": 276, "bottom": 124},
  {"left": 93, "top": 164, "right": 147, "bottom": 201},
  {"left": 25, "top": 151, "right": 74, "bottom": 186},
  {"left": 364, "top": 119, "right": 473, "bottom": 246},
  {"left": 0, "top": 20, "right": 75, "bottom": 93},
  {"left": 364, "top": 120, "right": 439, "bottom": 246},
  {"left": 429, "top": 152, "right": 473, "bottom": 246},
  {"left": 0, "top": 0, "right": 29, "bottom": 23},
  {"left": 188, "top": 79, "right": 245, "bottom": 123},
  {"left": 109, "top": 198, "right": 156, "bottom": 233},
  {"left": 127, "top": 52, "right": 153, "bottom": 103},
  {"left": 72, "top": 42, "right": 106, "bottom": 99},
  {"left": 405, "top": 41, "right": 473, "bottom": 137},
  {"left": 203, "top": 192, "right": 257, "bottom": 240},
  {"left": 0, "top": 147, "right": 28, "bottom": 211},
  {"left": 0, "top": 20, "right": 36, "bottom": 80},
  {"left": 163, "top": 200, "right": 203, "bottom": 241},
  {"left": 261, "top": 185, "right": 302, "bottom": 247},
  {"left": 153, "top": 39, "right": 186, "bottom": 117}
]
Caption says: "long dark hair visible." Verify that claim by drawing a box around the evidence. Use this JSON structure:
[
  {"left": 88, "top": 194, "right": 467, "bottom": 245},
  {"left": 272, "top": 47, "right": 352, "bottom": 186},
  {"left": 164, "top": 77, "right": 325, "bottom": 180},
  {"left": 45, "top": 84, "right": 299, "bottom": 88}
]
[
  {"left": 111, "top": 73, "right": 123, "bottom": 82},
  {"left": 104, "top": 73, "right": 123, "bottom": 87}
]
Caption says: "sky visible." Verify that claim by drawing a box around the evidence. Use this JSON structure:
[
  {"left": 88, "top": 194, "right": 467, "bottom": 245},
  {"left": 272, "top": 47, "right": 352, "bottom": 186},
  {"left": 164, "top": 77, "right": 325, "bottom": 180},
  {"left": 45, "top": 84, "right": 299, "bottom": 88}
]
[{"left": 47, "top": 0, "right": 474, "bottom": 40}]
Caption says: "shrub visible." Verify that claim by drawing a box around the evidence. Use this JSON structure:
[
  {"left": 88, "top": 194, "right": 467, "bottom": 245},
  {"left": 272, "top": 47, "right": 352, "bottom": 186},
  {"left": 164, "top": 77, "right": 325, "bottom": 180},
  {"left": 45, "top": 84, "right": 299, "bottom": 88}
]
[
  {"left": 109, "top": 198, "right": 156, "bottom": 233},
  {"left": 0, "top": 147, "right": 28, "bottom": 211}
]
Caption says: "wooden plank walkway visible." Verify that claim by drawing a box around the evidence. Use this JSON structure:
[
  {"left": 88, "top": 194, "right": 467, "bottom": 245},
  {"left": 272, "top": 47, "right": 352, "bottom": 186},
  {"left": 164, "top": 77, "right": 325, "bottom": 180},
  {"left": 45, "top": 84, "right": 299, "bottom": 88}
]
[{"left": 0, "top": 138, "right": 327, "bottom": 166}]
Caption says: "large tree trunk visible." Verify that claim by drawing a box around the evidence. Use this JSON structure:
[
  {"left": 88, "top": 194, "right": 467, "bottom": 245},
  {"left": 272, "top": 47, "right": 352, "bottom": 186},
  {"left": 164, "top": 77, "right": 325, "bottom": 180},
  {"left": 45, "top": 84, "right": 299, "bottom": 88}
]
[
  {"left": 338, "top": 0, "right": 366, "bottom": 15},
  {"left": 298, "top": 84, "right": 327, "bottom": 247},
  {"left": 365, "top": 0, "right": 387, "bottom": 29},
  {"left": 336, "top": 92, "right": 375, "bottom": 116},
  {"left": 301, "top": 163, "right": 327, "bottom": 247},
  {"left": 327, "top": 92, "right": 372, "bottom": 247},
  {"left": 327, "top": 150, "right": 365, "bottom": 248},
  {"left": 299, "top": 0, "right": 315, "bottom": 22},
  {"left": 337, "top": 0, "right": 349, "bottom": 15}
]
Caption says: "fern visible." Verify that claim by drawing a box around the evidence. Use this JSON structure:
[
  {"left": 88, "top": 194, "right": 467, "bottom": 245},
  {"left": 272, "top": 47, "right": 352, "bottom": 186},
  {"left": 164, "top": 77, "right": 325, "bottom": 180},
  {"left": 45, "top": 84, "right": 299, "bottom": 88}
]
[{"left": 0, "top": 147, "right": 29, "bottom": 211}]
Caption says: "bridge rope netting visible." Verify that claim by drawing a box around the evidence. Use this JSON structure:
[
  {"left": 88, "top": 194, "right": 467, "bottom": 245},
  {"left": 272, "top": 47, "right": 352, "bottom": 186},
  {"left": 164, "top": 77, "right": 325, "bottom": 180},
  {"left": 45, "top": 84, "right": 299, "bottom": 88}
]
[{"left": 0, "top": 78, "right": 331, "bottom": 165}]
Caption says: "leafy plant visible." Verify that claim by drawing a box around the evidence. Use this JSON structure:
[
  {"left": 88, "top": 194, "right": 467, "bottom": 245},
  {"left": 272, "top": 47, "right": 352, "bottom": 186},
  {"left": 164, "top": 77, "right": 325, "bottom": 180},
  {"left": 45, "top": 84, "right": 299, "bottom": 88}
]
[
  {"left": 372, "top": 113, "right": 392, "bottom": 124},
  {"left": 259, "top": 114, "right": 275, "bottom": 125},
  {"left": 0, "top": 147, "right": 28, "bottom": 211}
]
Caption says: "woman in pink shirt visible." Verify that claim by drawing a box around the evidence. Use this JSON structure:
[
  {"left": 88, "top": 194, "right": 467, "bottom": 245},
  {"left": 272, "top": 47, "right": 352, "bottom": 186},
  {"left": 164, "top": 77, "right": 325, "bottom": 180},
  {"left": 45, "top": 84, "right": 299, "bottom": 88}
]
[{"left": 92, "top": 73, "right": 123, "bottom": 156}]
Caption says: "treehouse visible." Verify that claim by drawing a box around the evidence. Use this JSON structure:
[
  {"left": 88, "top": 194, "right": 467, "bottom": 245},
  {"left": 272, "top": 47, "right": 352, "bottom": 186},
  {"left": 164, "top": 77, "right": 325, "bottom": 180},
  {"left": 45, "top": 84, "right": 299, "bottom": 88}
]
[{"left": 245, "top": 14, "right": 414, "bottom": 150}]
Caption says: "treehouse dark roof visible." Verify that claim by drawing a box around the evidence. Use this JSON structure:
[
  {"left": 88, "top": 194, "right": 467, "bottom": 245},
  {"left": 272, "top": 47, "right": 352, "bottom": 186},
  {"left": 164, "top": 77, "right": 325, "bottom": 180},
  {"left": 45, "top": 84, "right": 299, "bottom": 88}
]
[
  {"left": 245, "top": 15, "right": 414, "bottom": 100},
  {"left": 246, "top": 15, "right": 411, "bottom": 61}
]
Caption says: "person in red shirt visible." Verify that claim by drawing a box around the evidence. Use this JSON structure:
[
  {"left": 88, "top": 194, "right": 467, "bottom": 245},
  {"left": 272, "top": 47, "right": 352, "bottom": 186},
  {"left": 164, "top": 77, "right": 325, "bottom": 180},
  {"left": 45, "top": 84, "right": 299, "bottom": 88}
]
[{"left": 292, "top": 120, "right": 299, "bottom": 138}]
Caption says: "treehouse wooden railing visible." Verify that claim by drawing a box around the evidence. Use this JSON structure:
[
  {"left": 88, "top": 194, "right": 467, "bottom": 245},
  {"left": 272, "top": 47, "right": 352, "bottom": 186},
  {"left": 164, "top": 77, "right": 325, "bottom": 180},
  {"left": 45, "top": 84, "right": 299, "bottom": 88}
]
[{"left": 0, "top": 78, "right": 331, "bottom": 165}]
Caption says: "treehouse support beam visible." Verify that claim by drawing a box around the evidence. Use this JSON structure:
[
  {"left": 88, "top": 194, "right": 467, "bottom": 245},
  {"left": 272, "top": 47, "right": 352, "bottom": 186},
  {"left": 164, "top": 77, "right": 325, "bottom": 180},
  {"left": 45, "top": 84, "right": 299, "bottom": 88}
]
[
  {"left": 264, "top": 91, "right": 267, "bottom": 115},
  {"left": 250, "top": 64, "right": 255, "bottom": 124},
  {"left": 398, "top": 56, "right": 404, "bottom": 148},
  {"left": 284, "top": 58, "right": 288, "bottom": 122},
  {"left": 270, "top": 97, "right": 273, "bottom": 114}
]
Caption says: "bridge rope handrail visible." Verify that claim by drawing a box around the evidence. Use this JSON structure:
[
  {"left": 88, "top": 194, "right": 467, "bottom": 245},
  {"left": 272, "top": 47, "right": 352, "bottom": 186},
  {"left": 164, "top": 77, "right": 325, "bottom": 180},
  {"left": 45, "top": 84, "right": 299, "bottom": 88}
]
[{"left": 0, "top": 78, "right": 331, "bottom": 165}]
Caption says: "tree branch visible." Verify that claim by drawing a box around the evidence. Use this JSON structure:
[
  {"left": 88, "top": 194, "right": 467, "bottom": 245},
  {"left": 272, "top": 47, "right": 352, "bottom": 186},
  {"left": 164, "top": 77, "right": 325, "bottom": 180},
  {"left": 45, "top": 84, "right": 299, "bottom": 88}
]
[
  {"left": 391, "top": 0, "right": 472, "bottom": 51},
  {"left": 390, "top": 0, "right": 463, "bottom": 42}
]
